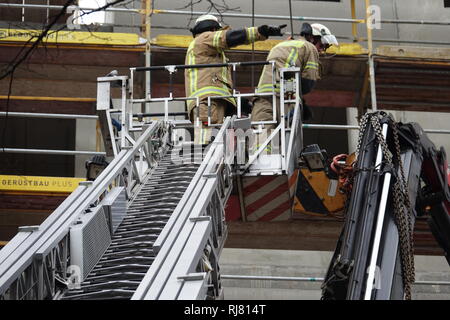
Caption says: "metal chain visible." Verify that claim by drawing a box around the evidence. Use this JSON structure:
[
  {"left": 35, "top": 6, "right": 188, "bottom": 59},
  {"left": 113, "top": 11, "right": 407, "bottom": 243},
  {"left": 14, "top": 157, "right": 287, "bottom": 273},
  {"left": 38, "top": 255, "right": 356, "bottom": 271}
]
[
  {"left": 370, "top": 113, "right": 392, "bottom": 166},
  {"left": 390, "top": 121, "right": 416, "bottom": 300},
  {"left": 355, "top": 113, "right": 370, "bottom": 160},
  {"left": 356, "top": 112, "right": 415, "bottom": 300}
]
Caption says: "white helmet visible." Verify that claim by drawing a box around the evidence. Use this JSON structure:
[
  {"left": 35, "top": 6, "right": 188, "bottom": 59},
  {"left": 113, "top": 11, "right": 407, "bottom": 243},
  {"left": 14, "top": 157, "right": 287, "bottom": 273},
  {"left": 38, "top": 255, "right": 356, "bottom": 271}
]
[
  {"left": 194, "top": 14, "right": 222, "bottom": 28},
  {"left": 191, "top": 14, "right": 223, "bottom": 36},
  {"left": 311, "top": 23, "right": 339, "bottom": 46}
]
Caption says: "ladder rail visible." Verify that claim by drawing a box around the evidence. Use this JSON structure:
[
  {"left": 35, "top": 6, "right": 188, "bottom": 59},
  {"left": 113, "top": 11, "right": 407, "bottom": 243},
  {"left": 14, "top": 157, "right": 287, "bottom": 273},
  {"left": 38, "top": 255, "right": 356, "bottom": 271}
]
[
  {"left": 0, "top": 122, "right": 167, "bottom": 299},
  {"left": 132, "top": 117, "right": 235, "bottom": 300},
  {"left": 283, "top": 68, "right": 303, "bottom": 176}
]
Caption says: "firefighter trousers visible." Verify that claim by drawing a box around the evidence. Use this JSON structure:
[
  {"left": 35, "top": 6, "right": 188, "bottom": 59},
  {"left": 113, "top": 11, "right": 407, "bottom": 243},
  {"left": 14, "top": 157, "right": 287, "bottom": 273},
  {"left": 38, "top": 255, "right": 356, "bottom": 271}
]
[
  {"left": 250, "top": 96, "right": 295, "bottom": 154},
  {"left": 189, "top": 98, "right": 228, "bottom": 125},
  {"left": 189, "top": 98, "right": 229, "bottom": 145}
]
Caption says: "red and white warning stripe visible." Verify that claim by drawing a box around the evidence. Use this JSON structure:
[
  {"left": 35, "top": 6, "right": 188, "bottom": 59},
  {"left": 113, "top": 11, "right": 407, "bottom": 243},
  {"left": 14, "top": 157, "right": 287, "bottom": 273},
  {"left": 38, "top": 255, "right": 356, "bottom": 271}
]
[{"left": 242, "top": 170, "right": 298, "bottom": 222}]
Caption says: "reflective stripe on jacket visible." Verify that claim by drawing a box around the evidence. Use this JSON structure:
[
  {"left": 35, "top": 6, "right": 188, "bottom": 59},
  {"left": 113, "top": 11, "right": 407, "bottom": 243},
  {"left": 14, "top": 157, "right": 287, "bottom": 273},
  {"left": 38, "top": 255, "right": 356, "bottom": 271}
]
[
  {"left": 256, "top": 37, "right": 321, "bottom": 94},
  {"left": 185, "top": 27, "right": 265, "bottom": 112}
]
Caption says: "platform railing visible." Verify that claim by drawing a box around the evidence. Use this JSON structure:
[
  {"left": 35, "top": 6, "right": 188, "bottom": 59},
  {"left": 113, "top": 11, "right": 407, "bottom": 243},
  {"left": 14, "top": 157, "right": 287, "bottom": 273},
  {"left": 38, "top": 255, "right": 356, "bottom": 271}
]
[
  {"left": 130, "top": 61, "right": 278, "bottom": 126},
  {"left": 129, "top": 63, "right": 304, "bottom": 175}
]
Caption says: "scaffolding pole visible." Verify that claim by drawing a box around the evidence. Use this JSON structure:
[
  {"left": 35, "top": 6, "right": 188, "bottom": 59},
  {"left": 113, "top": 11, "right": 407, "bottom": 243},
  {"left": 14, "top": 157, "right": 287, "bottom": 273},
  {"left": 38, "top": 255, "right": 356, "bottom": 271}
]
[
  {"left": 0, "top": 112, "right": 98, "bottom": 120},
  {"left": 365, "top": 0, "right": 378, "bottom": 112},
  {"left": 2, "top": 4, "right": 450, "bottom": 26},
  {"left": 221, "top": 274, "right": 450, "bottom": 286},
  {"left": 2, "top": 148, "right": 106, "bottom": 156},
  {"left": 350, "top": 0, "right": 358, "bottom": 42},
  {"left": 144, "top": 0, "right": 152, "bottom": 112}
]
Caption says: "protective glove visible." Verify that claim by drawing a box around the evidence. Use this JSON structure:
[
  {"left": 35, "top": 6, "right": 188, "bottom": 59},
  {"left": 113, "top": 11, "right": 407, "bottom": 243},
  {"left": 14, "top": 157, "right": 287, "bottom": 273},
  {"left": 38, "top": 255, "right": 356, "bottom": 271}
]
[
  {"left": 241, "top": 98, "right": 253, "bottom": 116},
  {"left": 258, "top": 24, "right": 287, "bottom": 37}
]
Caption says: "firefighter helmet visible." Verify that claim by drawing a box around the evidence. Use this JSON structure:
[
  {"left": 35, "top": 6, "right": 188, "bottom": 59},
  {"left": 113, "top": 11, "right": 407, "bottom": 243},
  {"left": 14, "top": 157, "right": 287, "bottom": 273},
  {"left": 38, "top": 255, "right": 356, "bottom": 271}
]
[
  {"left": 190, "top": 14, "right": 222, "bottom": 36},
  {"left": 310, "top": 23, "right": 339, "bottom": 46},
  {"left": 300, "top": 22, "right": 338, "bottom": 46}
]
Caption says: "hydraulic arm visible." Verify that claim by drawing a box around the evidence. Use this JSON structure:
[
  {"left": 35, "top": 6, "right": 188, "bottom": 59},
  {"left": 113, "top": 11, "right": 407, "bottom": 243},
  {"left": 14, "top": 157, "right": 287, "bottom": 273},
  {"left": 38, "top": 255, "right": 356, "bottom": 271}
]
[{"left": 321, "top": 111, "right": 450, "bottom": 300}]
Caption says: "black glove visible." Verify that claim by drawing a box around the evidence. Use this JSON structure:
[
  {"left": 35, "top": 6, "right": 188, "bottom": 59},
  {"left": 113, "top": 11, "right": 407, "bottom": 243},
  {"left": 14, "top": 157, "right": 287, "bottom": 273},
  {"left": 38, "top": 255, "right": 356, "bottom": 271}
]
[
  {"left": 241, "top": 98, "right": 253, "bottom": 116},
  {"left": 258, "top": 24, "right": 287, "bottom": 37}
]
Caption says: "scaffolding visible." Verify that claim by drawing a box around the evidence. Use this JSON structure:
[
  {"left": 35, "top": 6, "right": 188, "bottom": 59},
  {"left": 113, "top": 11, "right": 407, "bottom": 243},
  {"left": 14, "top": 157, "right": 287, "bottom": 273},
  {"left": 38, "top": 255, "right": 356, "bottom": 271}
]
[{"left": 0, "top": 0, "right": 450, "bottom": 157}]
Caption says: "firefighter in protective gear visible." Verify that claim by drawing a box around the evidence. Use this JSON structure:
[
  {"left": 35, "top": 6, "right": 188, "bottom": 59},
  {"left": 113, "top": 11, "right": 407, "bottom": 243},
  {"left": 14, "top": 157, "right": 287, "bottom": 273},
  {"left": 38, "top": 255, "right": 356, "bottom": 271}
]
[
  {"left": 250, "top": 22, "right": 338, "bottom": 153},
  {"left": 185, "top": 14, "right": 286, "bottom": 127}
]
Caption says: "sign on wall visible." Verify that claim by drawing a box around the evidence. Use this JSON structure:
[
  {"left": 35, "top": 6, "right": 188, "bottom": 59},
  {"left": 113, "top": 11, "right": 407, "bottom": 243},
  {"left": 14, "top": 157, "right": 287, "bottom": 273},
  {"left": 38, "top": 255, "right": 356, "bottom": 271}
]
[{"left": 0, "top": 175, "right": 85, "bottom": 193}]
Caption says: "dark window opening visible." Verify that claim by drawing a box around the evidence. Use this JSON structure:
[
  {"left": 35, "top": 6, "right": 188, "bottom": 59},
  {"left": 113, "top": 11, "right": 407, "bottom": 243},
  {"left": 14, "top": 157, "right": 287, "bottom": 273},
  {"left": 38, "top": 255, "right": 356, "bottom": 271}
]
[
  {"left": 303, "top": 106, "right": 348, "bottom": 157},
  {"left": 445, "top": 0, "right": 450, "bottom": 7},
  {"left": 0, "top": 117, "right": 76, "bottom": 177}
]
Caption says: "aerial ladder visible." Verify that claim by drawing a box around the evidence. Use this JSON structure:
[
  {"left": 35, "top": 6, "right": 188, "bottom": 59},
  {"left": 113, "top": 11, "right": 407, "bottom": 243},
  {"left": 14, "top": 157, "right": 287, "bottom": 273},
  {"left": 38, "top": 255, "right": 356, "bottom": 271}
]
[
  {"left": 0, "top": 61, "right": 304, "bottom": 300},
  {"left": 0, "top": 62, "right": 448, "bottom": 300}
]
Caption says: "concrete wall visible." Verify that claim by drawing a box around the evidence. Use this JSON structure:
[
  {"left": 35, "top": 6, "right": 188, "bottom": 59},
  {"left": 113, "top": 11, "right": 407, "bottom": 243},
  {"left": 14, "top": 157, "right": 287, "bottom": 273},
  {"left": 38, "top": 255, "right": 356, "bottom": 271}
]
[{"left": 219, "top": 248, "right": 450, "bottom": 300}]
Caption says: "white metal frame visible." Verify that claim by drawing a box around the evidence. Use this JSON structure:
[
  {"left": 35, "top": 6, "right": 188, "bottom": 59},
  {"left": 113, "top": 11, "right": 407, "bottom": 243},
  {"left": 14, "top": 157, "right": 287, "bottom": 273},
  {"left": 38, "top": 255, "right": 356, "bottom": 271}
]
[{"left": 130, "top": 63, "right": 303, "bottom": 177}]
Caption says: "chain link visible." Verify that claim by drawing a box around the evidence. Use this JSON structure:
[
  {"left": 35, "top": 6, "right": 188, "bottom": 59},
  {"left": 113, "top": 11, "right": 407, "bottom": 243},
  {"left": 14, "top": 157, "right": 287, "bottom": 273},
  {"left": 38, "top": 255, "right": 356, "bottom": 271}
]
[
  {"left": 356, "top": 112, "right": 415, "bottom": 300},
  {"left": 355, "top": 113, "right": 370, "bottom": 159},
  {"left": 370, "top": 113, "right": 392, "bottom": 165},
  {"left": 390, "top": 121, "right": 415, "bottom": 300}
]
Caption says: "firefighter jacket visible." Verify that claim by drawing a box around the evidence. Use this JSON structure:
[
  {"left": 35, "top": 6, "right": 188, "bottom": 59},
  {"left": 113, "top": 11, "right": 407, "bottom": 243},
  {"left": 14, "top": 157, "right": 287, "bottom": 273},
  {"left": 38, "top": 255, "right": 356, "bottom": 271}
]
[
  {"left": 185, "top": 26, "right": 267, "bottom": 112},
  {"left": 256, "top": 37, "right": 321, "bottom": 94}
]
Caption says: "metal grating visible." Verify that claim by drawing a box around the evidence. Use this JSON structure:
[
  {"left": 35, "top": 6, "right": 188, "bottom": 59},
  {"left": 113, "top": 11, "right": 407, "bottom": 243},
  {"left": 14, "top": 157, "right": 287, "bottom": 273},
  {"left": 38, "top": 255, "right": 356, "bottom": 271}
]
[
  {"left": 62, "top": 146, "right": 202, "bottom": 300},
  {"left": 102, "top": 186, "right": 127, "bottom": 233},
  {"left": 70, "top": 206, "right": 112, "bottom": 281}
]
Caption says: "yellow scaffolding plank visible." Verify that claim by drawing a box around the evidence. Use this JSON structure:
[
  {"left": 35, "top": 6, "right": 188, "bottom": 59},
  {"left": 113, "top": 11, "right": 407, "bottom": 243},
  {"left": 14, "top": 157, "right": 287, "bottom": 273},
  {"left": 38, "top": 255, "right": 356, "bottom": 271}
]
[
  {"left": 327, "top": 43, "right": 368, "bottom": 56},
  {"left": 0, "top": 29, "right": 145, "bottom": 46},
  {"left": 152, "top": 34, "right": 368, "bottom": 56},
  {"left": 0, "top": 175, "right": 85, "bottom": 194},
  {"left": 0, "top": 29, "right": 367, "bottom": 55}
]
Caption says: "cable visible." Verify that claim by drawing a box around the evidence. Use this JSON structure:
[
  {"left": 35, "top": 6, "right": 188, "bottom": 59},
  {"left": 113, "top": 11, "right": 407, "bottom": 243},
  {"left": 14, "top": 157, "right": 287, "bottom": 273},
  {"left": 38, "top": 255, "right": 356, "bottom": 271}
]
[{"left": 288, "top": 0, "right": 294, "bottom": 39}]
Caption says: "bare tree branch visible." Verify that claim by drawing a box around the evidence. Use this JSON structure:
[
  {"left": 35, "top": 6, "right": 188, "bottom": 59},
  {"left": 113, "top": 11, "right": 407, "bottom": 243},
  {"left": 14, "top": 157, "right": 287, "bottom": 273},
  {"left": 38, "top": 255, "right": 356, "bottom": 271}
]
[
  {"left": 176, "top": 0, "right": 241, "bottom": 26},
  {"left": 0, "top": 0, "right": 132, "bottom": 151},
  {"left": 0, "top": 0, "right": 133, "bottom": 81},
  {"left": 0, "top": 0, "right": 75, "bottom": 82},
  {"left": 1, "top": 0, "right": 240, "bottom": 149}
]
